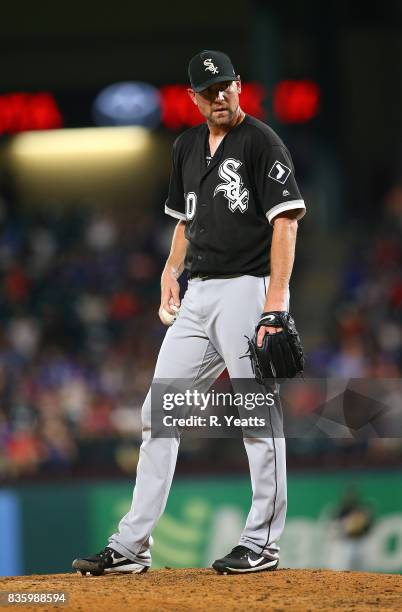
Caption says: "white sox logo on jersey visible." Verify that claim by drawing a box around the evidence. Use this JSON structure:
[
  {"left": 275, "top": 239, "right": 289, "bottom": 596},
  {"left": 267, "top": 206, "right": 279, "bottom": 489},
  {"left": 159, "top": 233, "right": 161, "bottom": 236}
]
[
  {"left": 203, "top": 58, "right": 219, "bottom": 74},
  {"left": 214, "top": 158, "right": 249, "bottom": 213}
]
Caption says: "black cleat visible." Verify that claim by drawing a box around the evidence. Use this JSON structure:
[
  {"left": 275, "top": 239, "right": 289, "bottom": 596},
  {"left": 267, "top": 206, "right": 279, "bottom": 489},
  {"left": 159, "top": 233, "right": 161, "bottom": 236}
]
[
  {"left": 72, "top": 546, "right": 148, "bottom": 576},
  {"left": 212, "top": 545, "right": 279, "bottom": 574}
]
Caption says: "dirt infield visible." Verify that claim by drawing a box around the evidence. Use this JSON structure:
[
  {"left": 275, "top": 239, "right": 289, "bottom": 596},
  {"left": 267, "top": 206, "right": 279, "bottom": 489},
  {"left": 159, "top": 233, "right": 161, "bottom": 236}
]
[{"left": 0, "top": 568, "right": 401, "bottom": 611}]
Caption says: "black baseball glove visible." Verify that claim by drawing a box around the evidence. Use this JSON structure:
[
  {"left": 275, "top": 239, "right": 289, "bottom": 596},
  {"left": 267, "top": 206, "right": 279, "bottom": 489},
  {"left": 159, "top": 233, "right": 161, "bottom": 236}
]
[{"left": 246, "top": 311, "right": 305, "bottom": 383}]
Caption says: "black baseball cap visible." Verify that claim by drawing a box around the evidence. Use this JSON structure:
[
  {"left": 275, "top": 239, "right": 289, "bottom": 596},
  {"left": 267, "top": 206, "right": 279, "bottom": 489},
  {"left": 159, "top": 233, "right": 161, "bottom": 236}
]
[{"left": 188, "top": 50, "right": 238, "bottom": 93}]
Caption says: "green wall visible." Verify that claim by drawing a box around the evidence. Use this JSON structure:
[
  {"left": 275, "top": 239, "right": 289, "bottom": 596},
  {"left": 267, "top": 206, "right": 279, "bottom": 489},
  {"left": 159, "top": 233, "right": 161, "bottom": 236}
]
[{"left": 2, "top": 472, "right": 402, "bottom": 575}]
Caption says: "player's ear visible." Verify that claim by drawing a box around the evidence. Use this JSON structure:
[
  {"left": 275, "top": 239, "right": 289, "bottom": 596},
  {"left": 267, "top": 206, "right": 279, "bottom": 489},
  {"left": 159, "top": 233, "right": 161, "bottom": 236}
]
[
  {"left": 235, "top": 77, "right": 242, "bottom": 94},
  {"left": 187, "top": 88, "right": 198, "bottom": 106}
]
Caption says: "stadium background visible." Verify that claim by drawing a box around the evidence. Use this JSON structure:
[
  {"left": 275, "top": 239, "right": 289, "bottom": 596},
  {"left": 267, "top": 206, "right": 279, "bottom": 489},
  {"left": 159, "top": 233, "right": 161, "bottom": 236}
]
[{"left": 0, "top": 0, "right": 401, "bottom": 577}]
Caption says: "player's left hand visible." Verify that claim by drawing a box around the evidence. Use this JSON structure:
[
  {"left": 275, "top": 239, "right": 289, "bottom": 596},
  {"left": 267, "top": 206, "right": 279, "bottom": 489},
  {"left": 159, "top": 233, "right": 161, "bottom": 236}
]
[
  {"left": 257, "top": 324, "right": 283, "bottom": 347},
  {"left": 248, "top": 311, "right": 305, "bottom": 382},
  {"left": 258, "top": 297, "right": 287, "bottom": 346}
]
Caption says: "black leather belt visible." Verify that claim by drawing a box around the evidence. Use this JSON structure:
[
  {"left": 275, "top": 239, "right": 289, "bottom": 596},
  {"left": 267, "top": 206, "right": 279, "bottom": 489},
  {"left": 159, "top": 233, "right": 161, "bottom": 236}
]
[{"left": 188, "top": 272, "right": 245, "bottom": 281}]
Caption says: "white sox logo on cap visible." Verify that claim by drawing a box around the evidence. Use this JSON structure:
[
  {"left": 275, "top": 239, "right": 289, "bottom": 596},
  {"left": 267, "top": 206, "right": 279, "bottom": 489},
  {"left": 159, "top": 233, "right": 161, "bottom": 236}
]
[{"left": 203, "top": 58, "right": 219, "bottom": 74}]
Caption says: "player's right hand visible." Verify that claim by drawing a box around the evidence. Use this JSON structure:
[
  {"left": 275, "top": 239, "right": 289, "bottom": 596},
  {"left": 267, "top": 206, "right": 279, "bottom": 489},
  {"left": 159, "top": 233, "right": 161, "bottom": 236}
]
[{"left": 160, "top": 268, "right": 181, "bottom": 318}]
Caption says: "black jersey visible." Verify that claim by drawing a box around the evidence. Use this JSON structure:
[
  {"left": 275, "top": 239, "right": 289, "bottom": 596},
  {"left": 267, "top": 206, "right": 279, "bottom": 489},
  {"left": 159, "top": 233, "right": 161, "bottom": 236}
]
[{"left": 165, "top": 114, "right": 305, "bottom": 277}]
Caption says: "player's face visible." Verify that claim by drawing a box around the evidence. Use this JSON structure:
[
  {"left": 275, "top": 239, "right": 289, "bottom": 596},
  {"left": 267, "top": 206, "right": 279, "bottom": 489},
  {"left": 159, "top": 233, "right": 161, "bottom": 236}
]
[{"left": 188, "top": 79, "right": 242, "bottom": 127}]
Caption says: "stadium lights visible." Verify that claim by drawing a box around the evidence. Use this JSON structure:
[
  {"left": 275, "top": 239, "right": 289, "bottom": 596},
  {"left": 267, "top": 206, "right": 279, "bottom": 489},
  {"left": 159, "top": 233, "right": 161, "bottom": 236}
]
[
  {"left": 8, "top": 126, "right": 151, "bottom": 161},
  {"left": 1, "top": 82, "right": 320, "bottom": 138}
]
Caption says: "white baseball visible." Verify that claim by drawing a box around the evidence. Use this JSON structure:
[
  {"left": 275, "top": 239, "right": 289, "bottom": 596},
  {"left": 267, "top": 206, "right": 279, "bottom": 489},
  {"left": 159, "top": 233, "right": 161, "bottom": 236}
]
[{"left": 160, "top": 304, "right": 179, "bottom": 326}]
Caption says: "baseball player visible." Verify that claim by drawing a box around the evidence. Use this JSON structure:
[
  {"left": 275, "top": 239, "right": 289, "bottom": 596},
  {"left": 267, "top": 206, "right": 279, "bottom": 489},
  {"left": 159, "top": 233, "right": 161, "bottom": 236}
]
[{"left": 73, "top": 50, "right": 306, "bottom": 575}]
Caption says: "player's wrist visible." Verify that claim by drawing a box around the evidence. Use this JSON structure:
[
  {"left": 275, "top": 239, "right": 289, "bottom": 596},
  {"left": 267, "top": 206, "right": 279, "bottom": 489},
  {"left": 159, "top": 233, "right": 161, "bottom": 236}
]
[
  {"left": 264, "top": 287, "right": 289, "bottom": 312},
  {"left": 263, "top": 303, "right": 288, "bottom": 312},
  {"left": 163, "top": 261, "right": 183, "bottom": 281}
]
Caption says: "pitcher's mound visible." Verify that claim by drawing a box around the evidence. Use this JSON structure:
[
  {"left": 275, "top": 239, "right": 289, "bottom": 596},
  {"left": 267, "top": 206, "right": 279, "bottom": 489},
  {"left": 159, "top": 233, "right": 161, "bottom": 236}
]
[{"left": 1, "top": 568, "right": 401, "bottom": 611}]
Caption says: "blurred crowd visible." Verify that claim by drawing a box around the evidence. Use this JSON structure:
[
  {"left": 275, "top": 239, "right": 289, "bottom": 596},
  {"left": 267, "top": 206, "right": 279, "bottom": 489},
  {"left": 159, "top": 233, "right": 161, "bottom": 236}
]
[
  {"left": 0, "top": 189, "right": 173, "bottom": 478},
  {"left": 310, "top": 184, "right": 402, "bottom": 380},
  {"left": 298, "top": 184, "right": 402, "bottom": 465},
  {"left": 0, "top": 183, "right": 401, "bottom": 479}
]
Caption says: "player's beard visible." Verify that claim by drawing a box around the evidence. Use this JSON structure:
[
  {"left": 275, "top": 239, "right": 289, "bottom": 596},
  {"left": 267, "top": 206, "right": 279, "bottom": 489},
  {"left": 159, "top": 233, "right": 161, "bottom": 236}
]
[{"left": 208, "top": 104, "right": 239, "bottom": 127}]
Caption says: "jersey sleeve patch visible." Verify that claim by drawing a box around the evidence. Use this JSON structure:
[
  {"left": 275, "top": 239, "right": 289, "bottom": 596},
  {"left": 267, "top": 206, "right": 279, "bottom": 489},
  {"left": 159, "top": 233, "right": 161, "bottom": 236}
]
[
  {"left": 266, "top": 199, "right": 306, "bottom": 224},
  {"left": 164, "top": 204, "right": 186, "bottom": 221},
  {"left": 268, "top": 160, "right": 292, "bottom": 184},
  {"left": 252, "top": 141, "right": 305, "bottom": 220}
]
